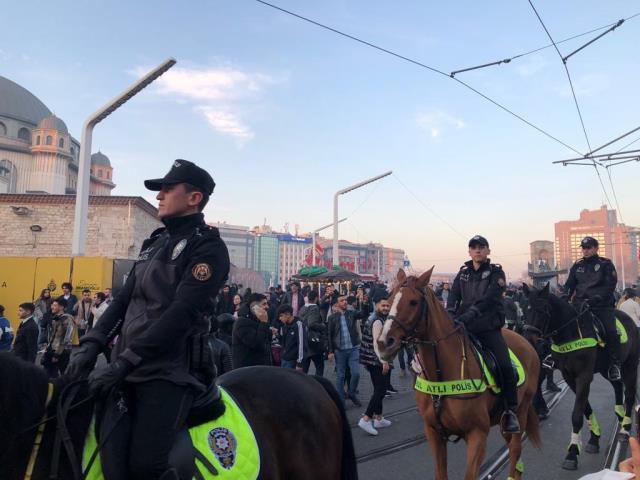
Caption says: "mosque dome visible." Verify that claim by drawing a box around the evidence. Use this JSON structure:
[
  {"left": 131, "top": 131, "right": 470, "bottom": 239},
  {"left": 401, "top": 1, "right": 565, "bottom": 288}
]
[
  {"left": 0, "top": 75, "right": 52, "bottom": 125},
  {"left": 91, "top": 151, "right": 111, "bottom": 167},
  {"left": 37, "top": 115, "right": 68, "bottom": 134}
]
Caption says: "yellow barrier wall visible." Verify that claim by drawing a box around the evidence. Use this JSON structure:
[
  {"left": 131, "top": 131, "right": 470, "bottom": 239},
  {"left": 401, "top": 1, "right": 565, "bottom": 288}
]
[
  {"left": 0, "top": 256, "right": 114, "bottom": 336},
  {"left": 0, "top": 257, "right": 38, "bottom": 333}
]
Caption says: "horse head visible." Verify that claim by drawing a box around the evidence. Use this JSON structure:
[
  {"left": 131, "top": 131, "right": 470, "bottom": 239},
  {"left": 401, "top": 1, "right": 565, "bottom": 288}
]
[
  {"left": 377, "top": 267, "right": 435, "bottom": 362},
  {"left": 521, "top": 282, "right": 555, "bottom": 343}
]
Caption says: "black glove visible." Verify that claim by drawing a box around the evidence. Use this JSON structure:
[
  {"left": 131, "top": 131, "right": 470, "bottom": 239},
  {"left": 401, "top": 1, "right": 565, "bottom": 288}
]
[
  {"left": 66, "top": 341, "right": 101, "bottom": 377},
  {"left": 88, "top": 358, "right": 133, "bottom": 397},
  {"left": 590, "top": 295, "right": 603, "bottom": 305},
  {"left": 455, "top": 310, "right": 476, "bottom": 325}
]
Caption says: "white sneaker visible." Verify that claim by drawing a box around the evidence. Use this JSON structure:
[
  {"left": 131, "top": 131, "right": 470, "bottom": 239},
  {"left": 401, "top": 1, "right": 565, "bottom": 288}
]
[
  {"left": 358, "top": 418, "right": 378, "bottom": 436},
  {"left": 374, "top": 418, "right": 392, "bottom": 428}
]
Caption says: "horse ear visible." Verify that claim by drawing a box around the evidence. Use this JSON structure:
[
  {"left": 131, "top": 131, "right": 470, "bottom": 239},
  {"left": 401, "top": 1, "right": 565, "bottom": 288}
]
[
  {"left": 540, "top": 282, "right": 550, "bottom": 297},
  {"left": 522, "top": 283, "right": 530, "bottom": 296},
  {"left": 417, "top": 266, "right": 434, "bottom": 289},
  {"left": 396, "top": 269, "right": 407, "bottom": 284}
]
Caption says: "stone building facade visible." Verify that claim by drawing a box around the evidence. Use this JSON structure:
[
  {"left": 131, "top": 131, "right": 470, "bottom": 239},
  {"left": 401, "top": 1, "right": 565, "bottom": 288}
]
[{"left": 0, "top": 194, "right": 161, "bottom": 259}]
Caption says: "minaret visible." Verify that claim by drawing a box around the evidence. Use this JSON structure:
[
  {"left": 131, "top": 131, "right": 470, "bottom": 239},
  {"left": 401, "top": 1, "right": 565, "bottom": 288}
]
[{"left": 29, "top": 115, "right": 72, "bottom": 194}]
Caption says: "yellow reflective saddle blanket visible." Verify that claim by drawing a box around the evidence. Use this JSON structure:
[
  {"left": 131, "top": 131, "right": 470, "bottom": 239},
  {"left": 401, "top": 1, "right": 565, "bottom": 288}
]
[
  {"left": 551, "top": 318, "right": 628, "bottom": 354},
  {"left": 414, "top": 348, "right": 525, "bottom": 396},
  {"left": 82, "top": 387, "right": 260, "bottom": 480}
]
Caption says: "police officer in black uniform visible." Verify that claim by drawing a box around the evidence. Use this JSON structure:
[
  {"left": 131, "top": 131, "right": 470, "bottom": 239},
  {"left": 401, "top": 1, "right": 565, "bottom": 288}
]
[
  {"left": 447, "top": 235, "right": 520, "bottom": 434},
  {"left": 67, "top": 159, "right": 230, "bottom": 479},
  {"left": 564, "top": 236, "right": 620, "bottom": 381}
]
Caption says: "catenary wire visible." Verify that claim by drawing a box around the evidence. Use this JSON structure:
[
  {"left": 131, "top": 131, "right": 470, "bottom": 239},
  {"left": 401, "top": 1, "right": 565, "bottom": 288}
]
[
  {"left": 254, "top": 0, "right": 583, "bottom": 155},
  {"left": 527, "top": 0, "right": 616, "bottom": 212}
]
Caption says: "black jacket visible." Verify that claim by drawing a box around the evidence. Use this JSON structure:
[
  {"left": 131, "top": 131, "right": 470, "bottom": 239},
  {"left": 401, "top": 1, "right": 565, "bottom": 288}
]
[
  {"left": 447, "top": 259, "right": 506, "bottom": 334},
  {"left": 299, "top": 303, "right": 326, "bottom": 355},
  {"left": 280, "top": 318, "right": 306, "bottom": 364},
  {"left": 327, "top": 309, "right": 362, "bottom": 352},
  {"left": 83, "top": 213, "right": 230, "bottom": 390},
  {"left": 282, "top": 291, "right": 305, "bottom": 315},
  {"left": 231, "top": 304, "right": 272, "bottom": 369},
  {"left": 564, "top": 255, "right": 617, "bottom": 308},
  {"left": 502, "top": 296, "right": 518, "bottom": 321},
  {"left": 215, "top": 294, "right": 235, "bottom": 316},
  {"left": 209, "top": 336, "right": 233, "bottom": 376},
  {"left": 13, "top": 317, "right": 39, "bottom": 363}
]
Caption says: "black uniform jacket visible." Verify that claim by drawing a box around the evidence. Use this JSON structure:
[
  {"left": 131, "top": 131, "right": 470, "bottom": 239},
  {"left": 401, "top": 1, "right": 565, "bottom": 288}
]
[
  {"left": 83, "top": 213, "right": 230, "bottom": 390},
  {"left": 13, "top": 317, "right": 39, "bottom": 363},
  {"left": 564, "top": 255, "right": 617, "bottom": 308},
  {"left": 447, "top": 259, "right": 506, "bottom": 334}
]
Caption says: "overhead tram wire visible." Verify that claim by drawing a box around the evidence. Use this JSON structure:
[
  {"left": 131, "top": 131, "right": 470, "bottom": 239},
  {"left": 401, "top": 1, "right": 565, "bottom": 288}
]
[
  {"left": 527, "top": 0, "right": 616, "bottom": 211},
  {"left": 450, "top": 11, "right": 638, "bottom": 77},
  {"left": 254, "top": 0, "right": 583, "bottom": 156}
]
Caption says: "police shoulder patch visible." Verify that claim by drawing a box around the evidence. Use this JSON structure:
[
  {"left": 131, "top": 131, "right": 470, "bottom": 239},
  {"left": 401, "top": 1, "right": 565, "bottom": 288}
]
[{"left": 192, "top": 263, "right": 213, "bottom": 281}]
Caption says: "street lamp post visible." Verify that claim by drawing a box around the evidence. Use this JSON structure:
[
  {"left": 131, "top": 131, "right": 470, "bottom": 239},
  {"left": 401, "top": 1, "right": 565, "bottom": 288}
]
[
  {"left": 332, "top": 171, "right": 392, "bottom": 268},
  {"left": 71, "top": 58, "right": 177, "bottom": 256},
  {"left": 313, "top": 218, "right": 347, "bottom": 266}
]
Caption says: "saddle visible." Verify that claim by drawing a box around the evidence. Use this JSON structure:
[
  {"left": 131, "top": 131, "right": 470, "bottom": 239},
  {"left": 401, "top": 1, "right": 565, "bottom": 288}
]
[
  {"left": 467, "top": 333, "right": 525, "bottom": 394},
  {"left": 591, "top": 315, "right": 628, "bottom": 347},
  {"left": 84, "top": 385, "right": 260, "bottom": 480}
]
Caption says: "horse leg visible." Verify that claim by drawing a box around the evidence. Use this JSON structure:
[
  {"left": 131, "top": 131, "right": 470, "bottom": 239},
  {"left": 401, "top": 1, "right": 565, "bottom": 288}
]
[
  {"left": 424, "top": 425, "right": 448, "bottom": 480},
  {"left": 503, "top": 432, "right": 524, "bottom": 480},
  {"left": 584, "top": 401, "right": 601, "bottom": 454},
  {"left": 463, "top": 428, "right": 488, "bottom": 480},
  {"left": 620, "top": 361, "right": 637, "bottom": 436},
  {"left": 562, "top": 373, "right": 592, "bottom": 470}
]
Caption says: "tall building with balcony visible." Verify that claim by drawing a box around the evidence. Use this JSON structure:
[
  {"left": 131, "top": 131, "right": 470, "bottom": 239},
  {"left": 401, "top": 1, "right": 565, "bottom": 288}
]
[{"left": 555, "top": 206, "right": 639, "bottom": 286}]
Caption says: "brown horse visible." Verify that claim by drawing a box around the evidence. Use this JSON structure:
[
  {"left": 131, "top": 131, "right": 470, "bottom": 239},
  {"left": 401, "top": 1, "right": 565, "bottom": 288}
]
[{"left": 377, "top": 268, "right": 541, "bottom": 480}]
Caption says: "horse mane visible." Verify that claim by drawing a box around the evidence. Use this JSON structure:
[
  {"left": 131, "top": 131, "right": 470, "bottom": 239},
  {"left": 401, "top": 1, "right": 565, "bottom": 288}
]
[
  {"left": 0, "top": 353, "right": 49, "bottom": 432},
  {"left": 547, "top": 291, "right": 577, "bottom": 322}
]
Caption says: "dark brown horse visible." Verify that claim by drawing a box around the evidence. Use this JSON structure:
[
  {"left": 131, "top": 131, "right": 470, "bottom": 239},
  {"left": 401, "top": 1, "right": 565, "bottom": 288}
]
[
  {"left": 0, "top": 353, "right": 357, "bottom": 480},
  {"left": 377, "top": 268, "right": 541, "bottom": 480}
]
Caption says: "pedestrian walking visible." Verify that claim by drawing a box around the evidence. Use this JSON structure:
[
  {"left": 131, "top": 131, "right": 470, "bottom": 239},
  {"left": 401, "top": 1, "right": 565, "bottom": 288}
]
[
  {"left": 0, "top": 305, "right": 13, "bottom": 352},
  {"left": 41, "top": 297, "right": 73, "bottom": 378},
  {"left": 328, "top": 295, "right": 362, "bottom": 406},
  {"left": 358, "top": 293, "right": 393, "bottom": 435},
  {"left": 12, "top": 302, "right": 39, "bottom": 363},
  {"left": 299, "top": 290, "right": 326, "bottom": 376},
  {"left": 276, "top": 304, "right": 306, "bottom": 371},
  {"left": 232, "top": 293, "right": 273, "bottom": 368},
  {"left": 33, "top": 288, "right": 53, "bottom": 349}
]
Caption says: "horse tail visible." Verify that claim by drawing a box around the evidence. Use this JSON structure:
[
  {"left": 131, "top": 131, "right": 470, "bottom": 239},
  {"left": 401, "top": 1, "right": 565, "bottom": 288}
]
[
  {"left": 526, "top": 404, "right": 542, "bottom": 448},
  {"left": 312, "top": 375, "right": 359, "bottom": 480}
]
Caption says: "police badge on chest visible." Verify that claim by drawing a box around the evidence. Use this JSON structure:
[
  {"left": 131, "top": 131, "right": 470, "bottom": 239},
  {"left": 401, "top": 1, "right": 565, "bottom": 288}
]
[{"left": 171, "top": 239, "right": 188, "bottom": 260}]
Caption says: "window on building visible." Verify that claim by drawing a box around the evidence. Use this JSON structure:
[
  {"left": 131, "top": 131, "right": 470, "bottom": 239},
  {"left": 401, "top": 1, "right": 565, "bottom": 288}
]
[
  {"left": 58, "top": 138, "right": 64, "bottom": 148},
  {"left": 45, "top": 135, "right": 52, "bottom": 145},
  {"left": 36, "top": 135, "right": 40, "bottom": 145},
  {"left": 0, "top": 122, "right": 6, "bottom": 136},
  {"left": 18, "top": 127, "right": 31, "bottom": 142},
  {"left": 97, "top": 170, "right": 103, "bottom": 178},
  {"left": 0, "top": 159, "right": 18, "bottom": 193},
  {"left": 106, "top": 170, "right": 110, "bottom": 179},
  {"left": 70, "top": 146, "right": 75, "bottom": 156}
]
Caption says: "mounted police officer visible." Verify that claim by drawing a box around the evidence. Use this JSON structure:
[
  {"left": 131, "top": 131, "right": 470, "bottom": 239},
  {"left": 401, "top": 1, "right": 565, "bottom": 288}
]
[
  {"left": 67, "top": 159, "right": 230, "bottom": 479},
  {"left": 447, "top": 235, "right": 520, "bottom": 434},
  {"left": 564, "top": 236, "right": 620, "bottom": 381}
]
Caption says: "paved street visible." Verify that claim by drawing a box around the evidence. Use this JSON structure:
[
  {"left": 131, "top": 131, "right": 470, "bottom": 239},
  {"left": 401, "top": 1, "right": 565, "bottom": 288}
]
[{"left": 318, "top": 361, "right": 634, "bottom": 480}]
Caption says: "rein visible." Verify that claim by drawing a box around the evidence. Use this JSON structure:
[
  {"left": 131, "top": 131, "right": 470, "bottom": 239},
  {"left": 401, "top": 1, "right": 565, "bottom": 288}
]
[{"left": 524, "top": 303, "right": 592, "bottom": 344}]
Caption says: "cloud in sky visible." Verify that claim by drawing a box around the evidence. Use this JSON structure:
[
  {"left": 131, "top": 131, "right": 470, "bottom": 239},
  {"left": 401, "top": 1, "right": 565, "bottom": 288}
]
[
  {"left": 416, "top": 110, "right": 465, "bottom": 138},
  {"left": 130, "top": 64, "right": 279, "bottom": 141},
  {"left": 516, "top": 55, "right": 547, "bottom": 77}
]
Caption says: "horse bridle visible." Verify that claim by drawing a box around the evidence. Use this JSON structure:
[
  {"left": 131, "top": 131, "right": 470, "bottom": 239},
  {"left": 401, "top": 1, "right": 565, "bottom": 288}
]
[{"left": 522, "top": 301, "right": 590, "bottom": 341}]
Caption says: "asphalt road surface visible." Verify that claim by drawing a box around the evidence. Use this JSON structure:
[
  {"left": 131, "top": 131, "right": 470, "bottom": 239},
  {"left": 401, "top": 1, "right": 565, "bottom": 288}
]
[{"left": 322, "top": 360, "right": 635, "bottom": 480}]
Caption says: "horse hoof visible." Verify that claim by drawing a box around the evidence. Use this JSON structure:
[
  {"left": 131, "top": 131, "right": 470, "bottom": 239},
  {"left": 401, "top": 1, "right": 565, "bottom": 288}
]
[
  {"left": 562, "top": 459, "right": 578, "bottom": 470},
  {"left": 584, "top": 443, "right": 599, "bottom": 454}
]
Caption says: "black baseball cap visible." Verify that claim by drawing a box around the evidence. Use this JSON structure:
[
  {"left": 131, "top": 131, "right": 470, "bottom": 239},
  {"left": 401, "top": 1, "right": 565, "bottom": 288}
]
[
  {"left": 580, "top": 236, "right": 599, "bottom": 249},
  {"left": 468, "top": 235, "right": 489, "bottom": 248},
  {"left": 144, "top": 159, "right": 215, "bottom": 195}
]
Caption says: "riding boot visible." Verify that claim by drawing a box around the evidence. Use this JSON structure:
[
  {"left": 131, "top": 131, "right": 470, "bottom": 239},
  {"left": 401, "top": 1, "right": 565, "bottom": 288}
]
[
  {"left": 501, "top": 408, "right": 521, "bottom": 434},
  {"left": 545, "top": 369, "right": 561, "bottom": 392},
  {"left": 606, "top": 334, "right": 622, "bottom": 382}
]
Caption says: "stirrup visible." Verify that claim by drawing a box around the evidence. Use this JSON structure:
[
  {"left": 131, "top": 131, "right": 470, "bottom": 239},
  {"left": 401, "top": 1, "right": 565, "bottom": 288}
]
[{"left": 542, "top": 355, "right": 555, "bottom": 370}]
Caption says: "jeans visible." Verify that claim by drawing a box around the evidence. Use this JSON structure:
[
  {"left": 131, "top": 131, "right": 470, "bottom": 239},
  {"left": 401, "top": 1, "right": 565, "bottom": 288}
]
[
  {"left": 365, "top": 365, "right": 388, "bottom": 417},
  {"left": 334, "top": 347, "right": 360, "bottom": 401},
  {"left": 302, "top": 353, "right": 325, "bottom": 376},
  {"left": 281, "top": 359, "right": 296, "bottom": 369}
]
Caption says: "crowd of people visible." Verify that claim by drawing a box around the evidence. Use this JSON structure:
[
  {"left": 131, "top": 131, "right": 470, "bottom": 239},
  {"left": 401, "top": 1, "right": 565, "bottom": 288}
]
[{"left": 0, "top": 283, "right": 113, "bottom": 375}]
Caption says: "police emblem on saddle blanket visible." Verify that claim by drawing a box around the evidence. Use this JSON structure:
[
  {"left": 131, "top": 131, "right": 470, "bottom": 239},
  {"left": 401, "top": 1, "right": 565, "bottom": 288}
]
[
  {"left": 414, "top": 349, "right": 525, "bottom": 396},
  {"left": 82, "top": 388, "right": 260, "bottom": 480}
]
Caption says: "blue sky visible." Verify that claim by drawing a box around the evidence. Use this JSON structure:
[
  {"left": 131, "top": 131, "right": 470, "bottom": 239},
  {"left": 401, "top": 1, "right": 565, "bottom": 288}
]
[{"left": 1, "top": 1, "right": 638, "bottom": 278}]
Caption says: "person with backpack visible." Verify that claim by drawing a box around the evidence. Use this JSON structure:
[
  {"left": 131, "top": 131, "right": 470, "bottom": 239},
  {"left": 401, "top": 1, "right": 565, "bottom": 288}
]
[{"left": 299, "top": 290, "right": 326, "bottom": 376}]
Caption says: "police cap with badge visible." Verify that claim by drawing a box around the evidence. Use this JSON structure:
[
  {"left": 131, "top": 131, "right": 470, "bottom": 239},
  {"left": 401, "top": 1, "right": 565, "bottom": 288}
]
[
  {"left": 580, "top": 236, "right": 599, "bottom": 249},
  {"left": 468, "top": 235, "right": 489, "bottom": 248},
  {"left": 144, "top": 159, "right": 215, "bottom": 195}
]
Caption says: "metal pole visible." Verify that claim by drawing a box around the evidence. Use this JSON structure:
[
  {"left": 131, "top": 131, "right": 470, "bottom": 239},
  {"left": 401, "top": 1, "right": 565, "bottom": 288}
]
[
  {"left": 72, "top": 58, "right": 176, "bottom": 256},
  {"left": 332, "top": 171, "right": 392, "bottom": 268},
  {"left": 313, "top": 218, "right": 347, "bottom": 266}
]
